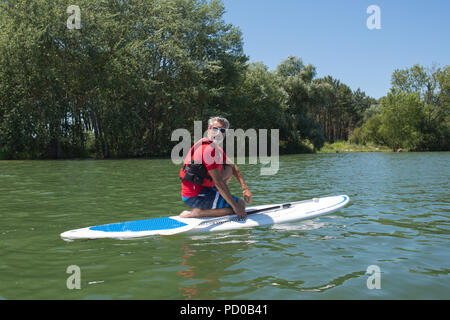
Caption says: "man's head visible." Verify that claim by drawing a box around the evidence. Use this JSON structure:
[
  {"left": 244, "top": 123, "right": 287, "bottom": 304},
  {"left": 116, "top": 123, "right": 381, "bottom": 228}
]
[{"left": 207, "top": 116, "right": 229, "bottom": 142}]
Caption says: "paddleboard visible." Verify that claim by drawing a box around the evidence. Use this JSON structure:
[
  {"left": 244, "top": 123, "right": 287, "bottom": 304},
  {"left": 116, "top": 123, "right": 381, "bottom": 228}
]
[{"left": 60, "top": 195, "right": 349, "bottom": 240}]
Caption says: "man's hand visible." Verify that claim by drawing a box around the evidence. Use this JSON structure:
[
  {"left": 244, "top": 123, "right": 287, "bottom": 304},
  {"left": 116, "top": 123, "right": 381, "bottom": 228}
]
[
  {"left": 234, "top": 198, "right": 246, "bottom": 220},
  {"left": 243, "top": 188, "right": 252, "bottom": 204}
]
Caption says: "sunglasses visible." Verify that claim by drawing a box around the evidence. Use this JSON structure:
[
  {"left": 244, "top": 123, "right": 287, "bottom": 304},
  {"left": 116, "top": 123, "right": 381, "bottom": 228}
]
[{"left": 209, "top": 126, "right": 227, "bottom": 134}]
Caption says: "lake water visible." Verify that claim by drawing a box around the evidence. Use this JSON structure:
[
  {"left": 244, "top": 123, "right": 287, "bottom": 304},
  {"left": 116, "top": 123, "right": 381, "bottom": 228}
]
[{"left": 0, "top": 152, "right": 449, "bottom": 299}]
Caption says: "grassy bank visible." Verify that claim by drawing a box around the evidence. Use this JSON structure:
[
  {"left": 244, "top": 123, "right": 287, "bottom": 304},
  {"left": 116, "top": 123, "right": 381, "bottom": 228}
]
[{"left": 318, "top": 141, "right": 392, "bottom": 153}]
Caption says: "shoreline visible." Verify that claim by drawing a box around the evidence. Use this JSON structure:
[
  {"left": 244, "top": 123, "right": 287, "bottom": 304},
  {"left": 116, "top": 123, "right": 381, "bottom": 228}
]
[
  {"left": 316, "top": 142, "right": 392, "bottom": 154},
  {"left": 0, "top": 145, "right": 413, "bottom": 161}
]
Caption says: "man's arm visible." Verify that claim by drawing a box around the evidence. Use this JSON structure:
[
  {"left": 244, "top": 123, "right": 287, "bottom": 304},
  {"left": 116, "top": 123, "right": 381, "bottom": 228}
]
[
  {"left": 225, "top": 158, "right": 252, "bottom": 204},
  {"left": 209, "top": 168, "right": 246, "bottom": 218}
]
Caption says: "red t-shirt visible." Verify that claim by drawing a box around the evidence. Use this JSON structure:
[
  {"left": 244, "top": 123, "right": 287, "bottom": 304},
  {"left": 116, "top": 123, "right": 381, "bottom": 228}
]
[{"left": 181, "top": 138, "right": 227, "bottom": 197}]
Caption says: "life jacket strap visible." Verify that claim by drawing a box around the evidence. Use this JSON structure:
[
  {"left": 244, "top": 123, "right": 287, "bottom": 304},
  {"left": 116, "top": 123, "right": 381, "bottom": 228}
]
[{"left": 180, "top": 140, "right": 214, "bottom": 186}]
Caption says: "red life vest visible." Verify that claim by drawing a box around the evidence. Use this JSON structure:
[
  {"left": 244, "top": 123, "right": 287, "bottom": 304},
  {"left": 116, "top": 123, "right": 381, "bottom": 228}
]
[{"left": 179, "top": 139, "right": 215, "bottom": 188}]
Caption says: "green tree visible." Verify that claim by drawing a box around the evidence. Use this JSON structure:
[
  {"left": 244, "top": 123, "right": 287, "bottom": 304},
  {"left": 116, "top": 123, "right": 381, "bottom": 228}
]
[
  {"left": 0, "top": 0, "right": 247, "bottom": 159},
  {"left": 275, "top": 56, "right": 325, "bottom": 151},
  {"left": 353, "top": 64, "right": 449, "bottom": 151},
  {"left": 378, "top": 90, "right": 427, "bottom": 151},
  {"left": 310, "top": 76, "right": 367, "bottom": 143},
  {"left": 390, "top": 64, "right": 449, "bottom": 151},
  {"left": 229, "top": 62, "right": 285, "bottom": 130}
]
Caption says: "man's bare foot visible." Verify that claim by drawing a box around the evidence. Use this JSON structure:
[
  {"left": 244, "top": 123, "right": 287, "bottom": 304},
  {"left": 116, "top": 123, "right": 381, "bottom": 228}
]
[
  {"left": 179, "top": 210, "right": 200, "bottom": 218},
  {"left": 179, "top": 210, "right": 192, "bottom": 218}
]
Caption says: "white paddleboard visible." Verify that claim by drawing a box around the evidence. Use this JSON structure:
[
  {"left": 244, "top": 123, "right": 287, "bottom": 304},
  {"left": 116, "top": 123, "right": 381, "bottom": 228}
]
[{"left": 60, "top": 195, "right": 349, "bottom": 240}]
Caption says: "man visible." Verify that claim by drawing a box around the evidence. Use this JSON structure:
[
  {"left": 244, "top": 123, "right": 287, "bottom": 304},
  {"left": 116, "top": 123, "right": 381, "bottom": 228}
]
[{"left": 179, "top": 117, "right": 252, "bottom": 219}]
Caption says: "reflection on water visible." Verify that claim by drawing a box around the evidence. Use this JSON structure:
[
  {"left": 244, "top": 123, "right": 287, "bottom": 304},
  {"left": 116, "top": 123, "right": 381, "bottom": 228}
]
[{"left": 177, "top": 246, "right": 198, "bottom": 298}]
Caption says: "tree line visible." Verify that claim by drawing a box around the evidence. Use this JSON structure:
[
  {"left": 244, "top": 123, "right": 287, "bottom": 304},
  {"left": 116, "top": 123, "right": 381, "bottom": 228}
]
[
  {"left": 0, "top": 0, "right": 448, "bottom": 160},
  {"left": 351, "top": 64, "right": 449, "bottom": 151}
]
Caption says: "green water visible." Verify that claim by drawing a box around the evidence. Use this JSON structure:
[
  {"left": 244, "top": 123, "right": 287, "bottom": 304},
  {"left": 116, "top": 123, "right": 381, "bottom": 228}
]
[{"left": 0, "top": 153, "right": 449, "bottom": 299}]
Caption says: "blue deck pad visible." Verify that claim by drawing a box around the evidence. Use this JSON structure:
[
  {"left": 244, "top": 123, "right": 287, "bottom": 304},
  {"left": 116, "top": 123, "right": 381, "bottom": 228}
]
[{"left": 90, "top": 217, "right": 188, "bottom": 233}]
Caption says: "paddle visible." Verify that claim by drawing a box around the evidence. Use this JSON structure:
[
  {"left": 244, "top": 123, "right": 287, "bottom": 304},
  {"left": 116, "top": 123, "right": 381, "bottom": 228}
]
[
  {"left": 245, "top": 203, "right": 292, "bottom": 215},
  {"left": 163, "top": 203, "right": 293, "bottom": 235}
]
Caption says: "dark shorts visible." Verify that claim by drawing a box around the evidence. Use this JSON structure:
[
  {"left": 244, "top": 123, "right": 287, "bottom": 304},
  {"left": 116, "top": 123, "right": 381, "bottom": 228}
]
[{"left": 182, "top": 187, "right": 239, "bottom": 210}]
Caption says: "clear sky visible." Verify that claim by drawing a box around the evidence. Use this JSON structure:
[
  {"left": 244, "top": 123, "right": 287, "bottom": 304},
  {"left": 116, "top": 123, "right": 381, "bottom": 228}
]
[{"left": 221, "top": 0, "right": 450, "bottom": 99}]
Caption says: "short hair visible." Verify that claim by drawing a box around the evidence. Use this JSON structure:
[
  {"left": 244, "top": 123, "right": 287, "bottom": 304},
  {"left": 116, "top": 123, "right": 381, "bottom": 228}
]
[{"left": 208, "top": 116, "right": 230, "bottom": 129}]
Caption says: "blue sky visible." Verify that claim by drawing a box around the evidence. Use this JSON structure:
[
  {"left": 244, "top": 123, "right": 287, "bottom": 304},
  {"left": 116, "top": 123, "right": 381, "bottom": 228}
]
[{"left": 221, "top": 0, "right": 450, "bottom": 99}]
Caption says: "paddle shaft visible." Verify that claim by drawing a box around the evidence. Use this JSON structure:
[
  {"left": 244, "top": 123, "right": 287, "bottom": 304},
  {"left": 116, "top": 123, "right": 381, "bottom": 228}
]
[
  {"left": 245, "top": 203, "right": 292, "bottom": 215},
  {"left": 168, "top": 203, "right": 294, "bottom": 235}
]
